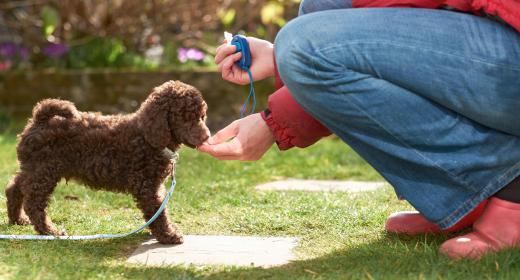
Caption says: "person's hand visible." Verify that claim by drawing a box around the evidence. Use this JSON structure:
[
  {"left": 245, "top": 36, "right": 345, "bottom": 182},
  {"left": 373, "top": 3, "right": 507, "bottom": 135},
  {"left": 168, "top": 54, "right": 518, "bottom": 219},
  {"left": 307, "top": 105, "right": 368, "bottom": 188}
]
[
  {"left": 197, "top": 113, "right": 274, "bottom": 161},
  {"left": 215, "top": 37, "right": 274, "bottom": 85}
]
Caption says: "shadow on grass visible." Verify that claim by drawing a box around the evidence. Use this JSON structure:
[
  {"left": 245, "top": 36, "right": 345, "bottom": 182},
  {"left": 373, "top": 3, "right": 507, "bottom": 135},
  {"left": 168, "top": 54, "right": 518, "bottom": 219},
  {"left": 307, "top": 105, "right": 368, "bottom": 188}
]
[
  {"left": 182, "top": 234, "right": 519, "bottom": 279},
  {"left": 3, "top": 230, "right": 519, "bottom": 279}
]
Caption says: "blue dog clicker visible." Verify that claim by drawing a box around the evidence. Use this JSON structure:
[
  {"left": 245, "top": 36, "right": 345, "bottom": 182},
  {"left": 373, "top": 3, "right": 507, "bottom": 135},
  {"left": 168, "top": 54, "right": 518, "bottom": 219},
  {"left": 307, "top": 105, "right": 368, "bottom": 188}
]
[
  {"left": 231, "top": 35, "right": 252, "bottom": 71},
  {"left": 228, "top": 34, "right": 256, "bottom": 117}
]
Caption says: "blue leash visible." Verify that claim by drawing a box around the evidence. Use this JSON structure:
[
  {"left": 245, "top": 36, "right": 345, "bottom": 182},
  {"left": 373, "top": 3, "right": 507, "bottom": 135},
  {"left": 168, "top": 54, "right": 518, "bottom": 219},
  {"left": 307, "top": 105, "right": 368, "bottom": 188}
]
[
  {"left": 0, "top": 153, "right": 179, "bottom": 241},
  {"left": 240, "top": 69, "right": 256, "bottom": 118},
  {"left": 229, "top": 34, "right": 256, "bottom": 118}
]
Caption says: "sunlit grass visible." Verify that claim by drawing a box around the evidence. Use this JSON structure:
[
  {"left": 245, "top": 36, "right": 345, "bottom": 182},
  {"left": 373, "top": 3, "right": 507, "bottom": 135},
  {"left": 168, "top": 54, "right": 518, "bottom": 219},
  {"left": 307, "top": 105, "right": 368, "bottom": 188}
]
[{"left": 1, "top": 134, "right": 519, "bottom": 279}]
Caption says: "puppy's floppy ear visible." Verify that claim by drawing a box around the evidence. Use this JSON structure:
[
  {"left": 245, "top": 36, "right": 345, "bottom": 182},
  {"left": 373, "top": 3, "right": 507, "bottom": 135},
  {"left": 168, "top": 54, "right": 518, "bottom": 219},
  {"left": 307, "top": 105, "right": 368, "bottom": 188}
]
[{"left": 137, "top": 86, "right": 173, "bottom": 148}]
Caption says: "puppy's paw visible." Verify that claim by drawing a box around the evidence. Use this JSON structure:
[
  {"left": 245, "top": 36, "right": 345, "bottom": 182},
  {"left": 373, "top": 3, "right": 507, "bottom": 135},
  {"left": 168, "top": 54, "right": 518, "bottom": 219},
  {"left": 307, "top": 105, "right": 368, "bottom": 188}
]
[
  {"left": 156, "top": 233, "right": 184, "bottom": 244},
  {"left": 9, "top": 215, "right": 32, "bottom": 226},
  {"left": 38, "top": 225, "right": 67, "bottom": 236}
]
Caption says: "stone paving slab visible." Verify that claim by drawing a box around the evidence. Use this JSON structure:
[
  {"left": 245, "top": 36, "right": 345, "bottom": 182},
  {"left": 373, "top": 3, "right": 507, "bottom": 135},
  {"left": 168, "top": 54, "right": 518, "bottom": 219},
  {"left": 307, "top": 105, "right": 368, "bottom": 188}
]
[
  {"left": 255, "top": 179, "right": 386, "bottom": 192},
  {"left": 127, "top": 235, "right": 298, "bottom": 267}
]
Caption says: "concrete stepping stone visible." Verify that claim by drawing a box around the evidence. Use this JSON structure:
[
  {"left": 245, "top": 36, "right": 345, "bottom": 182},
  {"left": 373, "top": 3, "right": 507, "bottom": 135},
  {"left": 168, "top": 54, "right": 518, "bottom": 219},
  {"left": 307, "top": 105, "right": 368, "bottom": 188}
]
[
  {"left": 255, "top": 179, "right": 385, "bottom": 192},
  {"left": 127, "top": 235, "right": 298, "bottom": 267}
]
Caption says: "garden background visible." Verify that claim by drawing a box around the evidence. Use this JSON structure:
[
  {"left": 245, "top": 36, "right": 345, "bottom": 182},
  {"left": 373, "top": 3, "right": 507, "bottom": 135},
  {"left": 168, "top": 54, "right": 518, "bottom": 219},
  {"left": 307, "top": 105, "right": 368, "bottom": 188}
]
[{"left": 0, "top": 0, "right": 300, "bottom": 131}]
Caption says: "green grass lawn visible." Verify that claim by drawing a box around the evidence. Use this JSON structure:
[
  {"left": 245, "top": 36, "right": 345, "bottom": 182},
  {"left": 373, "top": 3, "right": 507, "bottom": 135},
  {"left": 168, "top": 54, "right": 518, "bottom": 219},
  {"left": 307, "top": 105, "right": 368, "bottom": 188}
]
[{"left": 1, "top": 134, "right": 520, "bottom": 279}]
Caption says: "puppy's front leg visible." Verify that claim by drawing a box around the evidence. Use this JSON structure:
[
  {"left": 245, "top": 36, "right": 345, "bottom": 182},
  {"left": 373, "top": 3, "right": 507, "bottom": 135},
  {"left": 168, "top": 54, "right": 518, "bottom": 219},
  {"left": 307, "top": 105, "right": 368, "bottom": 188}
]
[
  {"left": 22, "top": 172, "right": 65, "bottom": 236},
  {"left": 6, "top": 171, "right": 32, "bottom": 225},
  {"left": 133, "top": 182, "right": 183, "bottom": 244}
]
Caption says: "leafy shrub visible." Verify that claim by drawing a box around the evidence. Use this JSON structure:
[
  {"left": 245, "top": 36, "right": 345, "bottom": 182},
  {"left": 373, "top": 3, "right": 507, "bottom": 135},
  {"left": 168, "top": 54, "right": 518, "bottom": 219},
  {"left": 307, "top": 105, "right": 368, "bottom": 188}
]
[{"left": 0, "top": 0, "right": 300, "bottom": 71}]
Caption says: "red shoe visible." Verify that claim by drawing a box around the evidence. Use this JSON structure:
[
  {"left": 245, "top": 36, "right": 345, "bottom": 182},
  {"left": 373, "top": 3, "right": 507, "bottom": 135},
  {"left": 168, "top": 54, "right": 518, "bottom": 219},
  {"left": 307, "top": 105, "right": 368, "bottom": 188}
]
[
  {"left": 385, "top": 200, "right": 488, "bottom": 235},
  {"left": 439, "top": 197, "right": 520, "bottom": 259}
]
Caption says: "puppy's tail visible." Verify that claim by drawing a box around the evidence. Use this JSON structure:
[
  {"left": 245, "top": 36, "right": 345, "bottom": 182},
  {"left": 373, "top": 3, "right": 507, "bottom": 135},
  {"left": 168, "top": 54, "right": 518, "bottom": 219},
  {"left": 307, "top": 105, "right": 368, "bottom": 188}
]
[{"left": 32, "top": 99, "right": 79, "bottom": 125}]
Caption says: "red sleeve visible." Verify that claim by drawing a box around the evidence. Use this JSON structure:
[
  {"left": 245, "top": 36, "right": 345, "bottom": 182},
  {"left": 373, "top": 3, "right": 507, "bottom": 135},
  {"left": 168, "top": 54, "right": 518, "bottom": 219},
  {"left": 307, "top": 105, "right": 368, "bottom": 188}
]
[
  {"left": 353, "top": 0, "right": 520, "bottom": 36},
  {"left": 471, "top": 0, "right": 520, "bottom": 33},
  {"left": 273, "top": 53, "right": 284, "bottom": 89},
  {"left": 353, "top": 0, "right": 443, "bottom": 8},
  {"left": 352, "top": 0, "right": 474, "bottom": 11},
  {"left": 261, "top": 87, "right": 331, "bottom": 150}
]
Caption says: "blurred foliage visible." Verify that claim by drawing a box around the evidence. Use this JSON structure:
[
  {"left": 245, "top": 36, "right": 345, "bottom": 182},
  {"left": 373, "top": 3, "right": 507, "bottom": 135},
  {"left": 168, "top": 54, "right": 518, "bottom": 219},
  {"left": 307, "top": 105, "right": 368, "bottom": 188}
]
[
  {"left": 0, "top": 106, "right": 9, "bottom": 134},
  {"left": 0, "top": 0, "right": 301, "bottom": 71}
]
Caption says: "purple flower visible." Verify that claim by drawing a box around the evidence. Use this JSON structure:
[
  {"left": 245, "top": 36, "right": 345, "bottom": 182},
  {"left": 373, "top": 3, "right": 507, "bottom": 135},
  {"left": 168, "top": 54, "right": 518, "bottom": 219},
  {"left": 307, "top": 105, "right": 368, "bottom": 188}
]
[
  {"left": 0, "top": 43, "right": 29, "bottom": 60},
  {"left": 42, "top": 43, "right": 69, "bottom": 58},
  {"left": 177, "top": 48, "right": 205, "bottom": 63},
  {"left": 0, "top": 43, "right": 17, "bottom": 57},
  {"left": 186, "top": 48, "right": 205, "bottom": 61},
  {"left": 177, "top": 48, "right": 188, "bottom": 63},
  {"left": 19, "top": 47, "right": 29, "bottom": 60}
]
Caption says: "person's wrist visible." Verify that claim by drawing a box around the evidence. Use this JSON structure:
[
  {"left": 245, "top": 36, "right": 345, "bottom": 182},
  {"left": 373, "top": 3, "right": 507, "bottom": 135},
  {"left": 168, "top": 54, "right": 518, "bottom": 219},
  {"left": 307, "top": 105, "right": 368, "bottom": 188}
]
[
  {"left": 266, "top": 44, "right": 275, "bottom": 77},
  {"left": 260, "top": 108, "right": 271, "bottom": 122},
  {"left": 260, "top": 108, "right": 287, "bottom": 148},
  {"left": 253, "top": 40, "right": 275, "bottom": 80}
]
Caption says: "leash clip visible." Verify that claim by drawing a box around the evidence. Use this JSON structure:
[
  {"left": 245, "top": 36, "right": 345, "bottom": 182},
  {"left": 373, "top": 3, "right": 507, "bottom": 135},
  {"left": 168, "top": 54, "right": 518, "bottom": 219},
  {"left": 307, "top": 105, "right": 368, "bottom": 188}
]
[{"left": 171, "top": 152, "right": 179, "bottom": 177}]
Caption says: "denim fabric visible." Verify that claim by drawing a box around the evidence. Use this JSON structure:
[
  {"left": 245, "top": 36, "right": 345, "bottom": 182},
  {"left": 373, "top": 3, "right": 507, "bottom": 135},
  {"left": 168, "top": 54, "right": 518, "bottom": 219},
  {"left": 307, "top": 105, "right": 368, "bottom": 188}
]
[{"left": 276, "top": 1, "right": 520, "bottom": 228}]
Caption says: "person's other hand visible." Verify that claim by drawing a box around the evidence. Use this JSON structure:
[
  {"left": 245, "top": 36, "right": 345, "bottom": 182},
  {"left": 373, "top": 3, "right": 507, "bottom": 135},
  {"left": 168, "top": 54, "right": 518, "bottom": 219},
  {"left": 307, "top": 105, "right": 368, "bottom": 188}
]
[
  {"left": 215, "top": 37, "right": 274, "bottom": 85},
  {"left": 197, "top": 113, "right": 274, "bottom": 161}
]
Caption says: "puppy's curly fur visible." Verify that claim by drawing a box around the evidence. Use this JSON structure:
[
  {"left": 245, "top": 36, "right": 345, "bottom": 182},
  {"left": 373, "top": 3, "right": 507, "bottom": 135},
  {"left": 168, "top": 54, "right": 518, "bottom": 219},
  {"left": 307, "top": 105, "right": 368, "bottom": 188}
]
[{"left": 5, "top": 80, "right": 210, "bottom": 244}]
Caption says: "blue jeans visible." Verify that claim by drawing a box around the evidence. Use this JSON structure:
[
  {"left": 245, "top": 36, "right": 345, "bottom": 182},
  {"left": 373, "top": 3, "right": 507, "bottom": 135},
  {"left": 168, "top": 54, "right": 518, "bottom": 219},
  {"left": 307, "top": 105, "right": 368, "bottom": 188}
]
[{"left": 275, "top": 0, "right": 520, "bottom": 228}]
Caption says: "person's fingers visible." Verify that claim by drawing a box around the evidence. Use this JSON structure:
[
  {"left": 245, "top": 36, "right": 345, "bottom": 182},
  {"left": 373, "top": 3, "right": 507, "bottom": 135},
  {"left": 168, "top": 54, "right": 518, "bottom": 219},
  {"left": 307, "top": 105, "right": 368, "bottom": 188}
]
[
  {"left": 207, "top": 121, "right": 239, "bottom": 145},
  {"left": 217, "top": 53, "right": 238, "bottom": 73},
  {"left": 215, "top": 45, "right": 237, "bottom": 65},
  {"left": 218, "top": 52, "right": 241, "bottom": 73},
  {"left": 197, "top": 144, "right": 219, "bottom": 155},
  {"left": 201, "top": 139, "right": 243, "bottom": 157},
  {"left": 220, "top": 53, "right": 243, "bottom": 82},
  {"left": 196, "top": 143, "right": 213, "bottom": 153},
  {"left": 215, "top": 44, "right": 236, "bottom": 62},
  {"left": 215, "top": 43, "right": 226, "bottom": 56}
]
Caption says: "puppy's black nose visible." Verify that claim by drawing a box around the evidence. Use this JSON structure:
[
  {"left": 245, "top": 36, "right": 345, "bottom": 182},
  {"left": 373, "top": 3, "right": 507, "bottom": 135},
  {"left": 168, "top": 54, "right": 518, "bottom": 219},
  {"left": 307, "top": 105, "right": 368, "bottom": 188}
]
[{"left": 184, "top": 143, "right": 196, "bottom": 149}]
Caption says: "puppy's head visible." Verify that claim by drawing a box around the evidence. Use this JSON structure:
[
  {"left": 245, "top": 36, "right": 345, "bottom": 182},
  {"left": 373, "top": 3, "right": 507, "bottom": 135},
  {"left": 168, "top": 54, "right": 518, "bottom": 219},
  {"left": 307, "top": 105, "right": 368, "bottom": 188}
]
[{"left": 137, "top": 80, "right": 210, "bottom": 150}]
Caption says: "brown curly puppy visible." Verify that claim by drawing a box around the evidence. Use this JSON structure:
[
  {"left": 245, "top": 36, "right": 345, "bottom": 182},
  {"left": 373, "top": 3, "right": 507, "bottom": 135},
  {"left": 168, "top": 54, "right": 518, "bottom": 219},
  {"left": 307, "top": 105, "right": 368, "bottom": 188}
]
[{"left": 5, "top": 80, "right": 210, "bottom": 244}]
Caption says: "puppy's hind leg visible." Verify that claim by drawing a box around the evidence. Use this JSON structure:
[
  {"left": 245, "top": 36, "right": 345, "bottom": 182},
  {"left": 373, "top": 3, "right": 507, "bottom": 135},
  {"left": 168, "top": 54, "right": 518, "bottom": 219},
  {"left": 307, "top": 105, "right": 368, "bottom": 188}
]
[
  {"left": 5, "top": 171, "right": 31, "bottom": 225},
  {"left": 22, "top": 171, "right": 64, "bottom": 236},
  {"left": 133, "top": 181, "right": 183, "bottom": 244}
]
